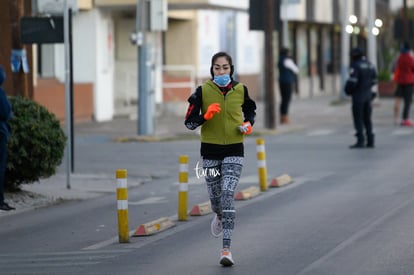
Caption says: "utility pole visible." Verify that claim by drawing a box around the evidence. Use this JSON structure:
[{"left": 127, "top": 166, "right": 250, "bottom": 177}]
[
  {"left": 281, "top": 0, "right": 289, "bottom": 48},
  {"left": 367, "top": 0, "right": 376, "bottom": 68},
  {"left": 10, "top": 0, "right": 33, "bottom": 98},
  {"left": 403, "top": 0, "right": 408, "bottom": 42},
  {"left": 136, "top": 0, "right": 154, "bottom": 136},
  {"left": 264, "top": 0, "right": 276, "bottom": 129},
  {"left": 367, "top": 0, "right": 377, "bottom": 97},
  {"left": 340, "top": 1, "right": 350, "bottom": 98}
]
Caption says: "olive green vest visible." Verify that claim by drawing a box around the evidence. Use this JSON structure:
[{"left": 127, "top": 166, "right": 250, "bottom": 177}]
[{"left": 201, "top": 80, "right": 245, "bottom": 144}]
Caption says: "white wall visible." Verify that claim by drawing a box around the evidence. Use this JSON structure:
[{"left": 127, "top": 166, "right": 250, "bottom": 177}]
[
  {"left": 197, "top": 10, "right": 220, "bottom": 78},
  {"left": 53, "top": 44, "right": 64, "bottom": 82},
  {"left": 95, "top": 10, "right": 115, "bottom": 121},
  {"left": 314, "top": 0, "right": 333, "bottom": 23},
  {"left": 209, "top": 0, "right": 248, "bottom": 10},
  {"left": 390, "top": 0, "right": 404, "bottom": 11},
  {"left": 236, "top": 12, "right": 263, "bottom": 75},
  {"left": 283, "top": 0, "right": 305, "bottom": 21},
  {"left": 114, "top": 17, "right": 138, "bottom": 111},
  {"left": 73, "top": 9, "right": 115, "bottom": 121},
  {"left": 197, "top": 10, "right": 262, "bottom": 78}
]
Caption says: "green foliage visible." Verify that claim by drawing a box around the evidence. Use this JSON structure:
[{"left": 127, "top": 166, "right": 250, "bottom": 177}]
[
  {"left": 377, "top": 69, "right": 392, "bottom": 81},
  {"left": 6, "top": 96, "right": 66, "bottom": 190}
]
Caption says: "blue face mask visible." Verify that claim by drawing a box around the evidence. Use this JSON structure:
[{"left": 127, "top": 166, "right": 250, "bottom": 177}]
[{"left": 213, "top": 74, "right": 231, "bottom": 87}]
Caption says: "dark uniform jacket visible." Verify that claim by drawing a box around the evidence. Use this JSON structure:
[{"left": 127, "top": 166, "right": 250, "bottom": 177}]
[{"left": 345, "top": 57, "right": 377, "bottom": 103}]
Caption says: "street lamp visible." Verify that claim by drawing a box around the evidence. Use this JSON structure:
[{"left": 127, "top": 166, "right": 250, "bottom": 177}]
[
  {"left": 346, "top": 15, "right": 359, "bottom": 47},
  {"left": 375, "top": 18, "right": 383, "bottom": 28},
  {"left": 349, "top": 14, "right": 358, "bottom": 24},
  {"left": 372, "top": 18, "right": 383, "bottom": 36}
]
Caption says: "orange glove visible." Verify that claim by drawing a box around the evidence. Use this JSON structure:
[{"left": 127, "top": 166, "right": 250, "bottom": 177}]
[
  {"left": 238, "top": 122, "right": 252, "bottom": 135},
  {"left": 204, "top": 103, "right": 221, "bottom": 120}
]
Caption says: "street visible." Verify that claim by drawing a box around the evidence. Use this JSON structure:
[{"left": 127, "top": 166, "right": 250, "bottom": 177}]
[{"left": 1, "top": 96, "right": 414, "bottom": 274}]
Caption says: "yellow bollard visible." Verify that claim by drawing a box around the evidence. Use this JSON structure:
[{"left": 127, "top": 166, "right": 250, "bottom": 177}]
[
  {"left": 116, "top": 169, "right": 129, "bottom": 243},
  {"left": 256, "top": 138, "right": 268, "bottom": 192},
  {"left": 178, "top": 155, "right": 189, "bottom": 221}
]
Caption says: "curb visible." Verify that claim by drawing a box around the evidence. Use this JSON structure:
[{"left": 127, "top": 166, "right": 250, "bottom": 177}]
[
  {"left": 133, "top": 217, "right": 175, "bottom": 236},
  {"left": 131, "top": 175, "right": 292, "bottom": 237},
  {"left": 269, "top": 174, "right": 293, "bottom": 188},
  {"left": 234, "top": 186, "right": 261, "bottom": 200},
  {"left": 189, "top": 201, "right": 212, "bottom": 216}
]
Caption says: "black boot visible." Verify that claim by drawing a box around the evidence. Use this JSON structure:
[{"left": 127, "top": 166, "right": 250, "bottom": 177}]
[
  {"left": 349, "top": 142, "right": 364, "bottom": 149},
  {"left": 350, "top": 134, "right": 364, "bottom": 149},
  {"left": 366, "top": 134, "right": 375, "bottom": 148},
  {"left": 0, "top": 202, "right": 15, "bottom": 211}
]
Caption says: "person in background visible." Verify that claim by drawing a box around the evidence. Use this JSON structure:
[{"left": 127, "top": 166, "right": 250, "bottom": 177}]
[
  {"left": 277, "top": 47, "right": 299, "bottom": 124},
  {"left": 391, "top": 57, "right": 402, "bottom": 125},
  {"left": 394, "top": 41, "right": 414, "bottom": 126},
  {"left": 345, "top": 47, "right": 377, "bottom": 149},
  {"left": 184, "top": 52, "right": 256, "bottom": 267},
  {"left": 0, "top": 65, "right": 14, "bottom": 211}
]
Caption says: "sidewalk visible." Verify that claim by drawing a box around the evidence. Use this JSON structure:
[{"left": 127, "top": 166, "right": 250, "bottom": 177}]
[
  {"left": 1, "top": 94, "right": 396, "bottom": 216},
  {"left": 73, "top": 93, "right": 355, "bottom": 140}
]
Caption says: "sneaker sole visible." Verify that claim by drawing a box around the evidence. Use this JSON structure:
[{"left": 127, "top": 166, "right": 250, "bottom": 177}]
[
  {"left": 220, "top": 257, "right": 234, "bottom": 267},
  {"left": 212, "top": 232, "right": 222, "bottom": 237},
  {"left": 211, "top": 216, "right": 222, "bottom": 237}
]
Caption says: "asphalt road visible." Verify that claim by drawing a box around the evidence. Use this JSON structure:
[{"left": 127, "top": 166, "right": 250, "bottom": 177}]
[{"left": 2, "top": 97, "right": 414, "bottom": 274}]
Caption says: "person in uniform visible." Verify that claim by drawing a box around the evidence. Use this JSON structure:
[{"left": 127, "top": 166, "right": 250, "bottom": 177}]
[{"left": 345, "top": 48, "right": 377, "bottom": 149}]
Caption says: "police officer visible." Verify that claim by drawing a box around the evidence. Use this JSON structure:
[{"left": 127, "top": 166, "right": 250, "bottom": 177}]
[{"left": 345, "top": 47, "right": 377, "bottom": 149}]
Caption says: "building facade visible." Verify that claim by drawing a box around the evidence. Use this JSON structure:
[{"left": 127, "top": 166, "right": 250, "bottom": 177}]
[{"left": 28, "top": 0, "right": 395, "bottom": 122}]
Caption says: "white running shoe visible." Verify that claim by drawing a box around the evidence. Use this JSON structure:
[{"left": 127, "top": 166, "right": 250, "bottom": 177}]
[
  {"left": 211, "top": 214, "right": 222, "bottom": 237},
  {"left": 220, "top": 249, "right": 234, "bottom": 266}
]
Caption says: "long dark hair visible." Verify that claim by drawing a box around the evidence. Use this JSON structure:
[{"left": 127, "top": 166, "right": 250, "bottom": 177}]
[{"left": 210, "top": 52, "right": 234, "bottom": 79}]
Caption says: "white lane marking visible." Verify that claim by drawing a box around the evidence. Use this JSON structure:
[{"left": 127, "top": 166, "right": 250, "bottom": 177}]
[
  {"left": 392, "top": 128, "right": 414, "bottom": 135},
  {"left": 128, "top": 196, "right": 167, "bottom": 205},
  {"left": 172, "top": 176, "right": 204, "bottom": 185},
  {"left": 239, "top": 174, "right": 258, "bottom": 184},
  {"left": 306, "top": 129, "right": 336, "bottom": 136}
]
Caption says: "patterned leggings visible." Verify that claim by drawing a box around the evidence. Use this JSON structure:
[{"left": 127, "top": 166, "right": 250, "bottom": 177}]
[{"left": 203, "top": 156, "right": 243, "bottom": 249}]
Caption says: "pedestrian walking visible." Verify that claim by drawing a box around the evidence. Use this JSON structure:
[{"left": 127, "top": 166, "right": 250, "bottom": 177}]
[
  {"left": 394, "top": 41, "right": 414, "bottom": 126},
  {"left": 277, "top": 47, "right": 299, "bottom": 124},
  {"left": 0, "top": 65, "right": 14, "bottom": 211},
  {"left": 345, "top": 48, "right": 377, "bottom": 149},
  {"left": 184, "top": 52, "right": 256, "bottom": 266}
]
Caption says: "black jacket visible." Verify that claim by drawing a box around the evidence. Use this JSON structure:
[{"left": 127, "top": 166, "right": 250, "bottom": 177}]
[{"left": 345, "top": 57, "right": 377, "bottom": 103}]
